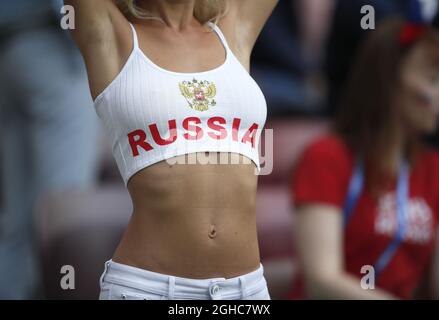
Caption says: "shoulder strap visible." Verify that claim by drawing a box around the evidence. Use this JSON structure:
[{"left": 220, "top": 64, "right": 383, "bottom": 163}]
[
  {"left": 128, "top": 23, "right": 139, "bottom": 49},
  {"left": 207, "top": 22, "right": 231, "bottom": 51}
]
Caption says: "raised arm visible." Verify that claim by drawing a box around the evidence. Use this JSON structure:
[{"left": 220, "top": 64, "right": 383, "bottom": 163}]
[
  {"left": 64, "top": 0, "right": 132, "bottom": 100},
  {"left": 234, "top": 0, "right": 279, "bottom": 45},
  {"left": 220, "top": 0, "right": 278, "bottom": 60},
  {"left": 295, "top": 205, "right": 398, "bottom": 300},
  {"left": 64, "top": 1, "right": 114, "bottom": 50}
]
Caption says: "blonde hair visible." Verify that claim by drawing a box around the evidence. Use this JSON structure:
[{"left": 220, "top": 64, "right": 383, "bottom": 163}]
[{"left": 117, "top": 0, "right": 228, "bottom": 25}]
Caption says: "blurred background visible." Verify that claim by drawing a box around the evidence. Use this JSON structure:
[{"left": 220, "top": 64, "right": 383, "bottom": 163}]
[{"left": 0, "top": 0, "right": 438, "bottom": 299}]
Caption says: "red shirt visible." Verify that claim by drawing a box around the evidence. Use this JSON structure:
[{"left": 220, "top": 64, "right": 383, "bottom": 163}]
[{"left": 291, "top": 135, "right": 439, "bottom": 299}]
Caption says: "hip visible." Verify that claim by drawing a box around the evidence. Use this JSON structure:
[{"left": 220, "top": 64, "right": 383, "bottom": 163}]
[{"left": 99, "top": 260, "right": 271, "bottom": 300}]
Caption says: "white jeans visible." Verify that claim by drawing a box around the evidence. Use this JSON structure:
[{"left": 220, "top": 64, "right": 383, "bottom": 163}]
[{"left": 99, "top": 260, "right": 271, "bottom": 300}]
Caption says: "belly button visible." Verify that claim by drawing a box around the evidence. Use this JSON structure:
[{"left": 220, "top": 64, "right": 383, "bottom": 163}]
[{"left": 208, "top": 225, "right": 217, "bottom": 239}]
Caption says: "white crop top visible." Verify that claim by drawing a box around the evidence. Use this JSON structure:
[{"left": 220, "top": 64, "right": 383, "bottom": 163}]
[{"left": 94, "top": 22, "right": 267, "bottom": 186}]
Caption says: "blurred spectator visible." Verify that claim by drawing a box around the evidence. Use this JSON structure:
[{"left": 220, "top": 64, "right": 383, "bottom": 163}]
[
  {"left": 0, "top": 0, "right": 100, "bottom": 299},
  {"left": 254, "top": 0, "right": 420, "bottom": 116},
  {"left": 326, "top": 0, "right": 411, "bottom": 115},
  {"left": 251, "top": 0, "right": 333, "bottom": 117},
  {"left": 325, "top": 0, "right": 439, "bottom": 146},
  {"left": 290, "top": 15, "right": 439, "bottom": 299}
]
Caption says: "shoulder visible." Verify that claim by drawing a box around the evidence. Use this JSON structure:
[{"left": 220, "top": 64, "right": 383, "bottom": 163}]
[
  {"left": 414, "top": 147, "right": 439, "bottom": 179},
  {"left": 413, "top": 147, "right": 439, "bottom": 216},
  {"left": 300, "top": 134, "right": 353, "bottom": 164},
  {"left": 294, "top": 134, "right": 355, "bottom": 189},
  {"left": 419, "top": 148, "right": 439, "bottom": 165},
  {"left": 416, "top": 147, "right": 439, "bottom": 189},
  {"left": 292, "top": 134, "right": 354, "bottom": 207}
]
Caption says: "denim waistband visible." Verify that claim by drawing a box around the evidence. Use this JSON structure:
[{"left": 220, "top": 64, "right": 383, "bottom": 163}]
[{"left": 100, "top": 260, "right": 267, "bottom": 300}]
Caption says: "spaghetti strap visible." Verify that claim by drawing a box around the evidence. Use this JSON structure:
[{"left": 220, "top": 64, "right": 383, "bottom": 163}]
[
  {"left": 207, "top": 22, "right": 230, "bottom": 51},
  {"left": 129, "top": 23, "right": 139, "bottom": 49}
]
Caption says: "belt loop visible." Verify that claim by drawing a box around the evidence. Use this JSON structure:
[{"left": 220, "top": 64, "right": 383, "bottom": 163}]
[
  {"left": 239, "top": 276, "right": 247, "bottom": 300},
  {"left": 99, "top": 260, "right": 111, "bottom": 288},
  {"left": 168, "top": 276, "right": 175, "bottom": 300}
]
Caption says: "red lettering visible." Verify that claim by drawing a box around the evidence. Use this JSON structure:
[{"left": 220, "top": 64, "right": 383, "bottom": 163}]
[
  {"left": 242, "top": 123, "right": 259, "bottom": 148},
  {"left": 207, "top": 117, "right": 227, "bottom": 140},
  {"left": 232, "top": 118, "right": 241, "bottom": 142},
  {"left": 128, "top": 117, "right": 261, "bottom": 156},
  {"left": 128, "top": 130, "right": 153, "bottom": 156},
  {"left": 183, "top": 117, "right": 204, "bottom": 140},
  {"left": 149, "top": 120, "right": 178, "bottom": 146}
]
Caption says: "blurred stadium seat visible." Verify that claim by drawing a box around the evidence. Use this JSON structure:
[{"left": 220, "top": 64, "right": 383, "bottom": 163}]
[
  {"left": 257, "top": 118, "right": 330, "bottom": 299},
  {"left": 34, "top": 118, "right": 329, "bottom": 300},
  {"left": 34, "top": 186, "right": 131, "bottom": 299}
]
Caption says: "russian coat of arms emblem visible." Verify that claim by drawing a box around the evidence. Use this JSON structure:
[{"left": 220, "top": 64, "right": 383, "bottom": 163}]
[{"left": 179, "top": 79, "right": 217, "bottom": 111}]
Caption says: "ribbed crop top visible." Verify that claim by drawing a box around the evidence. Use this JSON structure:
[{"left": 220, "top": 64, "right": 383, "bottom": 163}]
[{"left": 93, "top": 22, "right": 267, "bottom": 186}]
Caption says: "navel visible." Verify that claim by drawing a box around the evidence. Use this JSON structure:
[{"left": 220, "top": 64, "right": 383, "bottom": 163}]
[{"left": 208, "top": 225, "right": 217, "bottom": 239}]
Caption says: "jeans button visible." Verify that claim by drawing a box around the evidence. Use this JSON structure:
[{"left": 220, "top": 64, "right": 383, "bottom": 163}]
[{"left": 210, "top": 284, "right": 220, "bottom": 296}]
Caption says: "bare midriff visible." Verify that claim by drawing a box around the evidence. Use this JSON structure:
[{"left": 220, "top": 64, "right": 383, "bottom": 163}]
[{"left": 112, "top": 152, "right": 261, "bottom": 279}]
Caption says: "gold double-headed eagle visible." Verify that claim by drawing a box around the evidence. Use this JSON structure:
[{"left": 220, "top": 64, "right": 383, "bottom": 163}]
[{"left": 179, "top": 79, "right": 217, "bottom": 111}]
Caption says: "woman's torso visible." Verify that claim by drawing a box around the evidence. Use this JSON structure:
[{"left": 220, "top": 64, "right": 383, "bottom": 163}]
[
  {"left": 114, "top": 154, "right": 261, "bottom": 278},
  {"left": 90, "top": 16, "right": 267, "bottom": 278}
]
